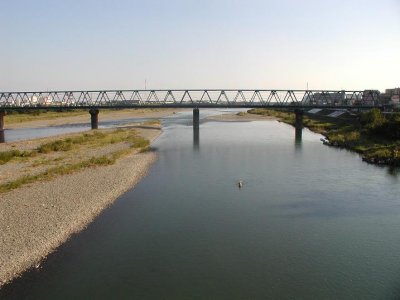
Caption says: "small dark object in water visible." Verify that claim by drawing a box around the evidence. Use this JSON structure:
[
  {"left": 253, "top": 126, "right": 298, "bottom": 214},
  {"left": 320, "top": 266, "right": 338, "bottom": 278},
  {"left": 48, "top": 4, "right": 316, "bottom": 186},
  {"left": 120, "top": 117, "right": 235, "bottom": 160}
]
[{"left": 237, "top": 180, "right": 243, "bottom": 188}]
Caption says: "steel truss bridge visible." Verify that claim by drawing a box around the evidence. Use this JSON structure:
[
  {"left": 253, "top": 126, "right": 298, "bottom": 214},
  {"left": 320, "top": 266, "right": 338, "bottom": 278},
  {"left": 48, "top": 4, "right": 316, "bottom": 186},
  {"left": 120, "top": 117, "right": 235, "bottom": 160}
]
[{"left": 0, "top": 89, "right": 382, "bottom": 110}]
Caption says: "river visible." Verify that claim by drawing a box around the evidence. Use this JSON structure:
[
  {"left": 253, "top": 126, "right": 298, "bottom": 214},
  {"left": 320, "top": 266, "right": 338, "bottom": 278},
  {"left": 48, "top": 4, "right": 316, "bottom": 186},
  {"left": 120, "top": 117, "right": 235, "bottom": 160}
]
[{"left": 1, "top": 110, "right": 400, "bottom": 299}]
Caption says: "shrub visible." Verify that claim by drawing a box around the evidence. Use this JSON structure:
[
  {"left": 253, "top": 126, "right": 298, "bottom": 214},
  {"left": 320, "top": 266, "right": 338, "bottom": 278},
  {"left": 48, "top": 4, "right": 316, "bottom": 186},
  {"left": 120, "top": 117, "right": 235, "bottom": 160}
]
[
  {"left": 359, "top": 110, "right": 400, "bottom": 140},
  {"left": 360, "top": 109, "right": 386, "bottom": 130},
  {"left": 37, "top": 140, "right": 73, "bottom": 153},
  {"left": 131, "top": 137, "right": 150, "bottom": 149},
  {"left": 0, "top": 150, "right": 33, "bottom": 164},
  {"left": 0, "top": 150, "right": 22, "bottom": 164}
]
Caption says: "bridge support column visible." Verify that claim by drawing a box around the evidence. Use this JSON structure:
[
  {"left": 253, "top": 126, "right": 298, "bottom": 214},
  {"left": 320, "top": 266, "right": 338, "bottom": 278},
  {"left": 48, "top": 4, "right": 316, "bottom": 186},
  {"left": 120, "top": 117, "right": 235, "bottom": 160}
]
[
  {"left": 0, "top": 110, "right": 5, "bottom": 131},
  {"left": 193, "top": 108, "right": 199, "bottom": 130},
  {"left": 295, "top": 109, "right": 303, "bottom": 129},
  {"left": 0, "top": 111, "right": 5, "bottom": 143},
  {"left": 89, "top": 109, "right": 99, "bottom": 130}
]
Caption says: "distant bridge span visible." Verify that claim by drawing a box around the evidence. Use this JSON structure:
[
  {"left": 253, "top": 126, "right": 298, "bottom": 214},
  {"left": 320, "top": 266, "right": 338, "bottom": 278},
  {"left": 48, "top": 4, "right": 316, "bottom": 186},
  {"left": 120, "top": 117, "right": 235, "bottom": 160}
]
[
  {"left": 0, "top": 89, "right": 383, "bottom": 136},
  {"left": 0, "top": 89, "right": 382, "bottom": 110}
]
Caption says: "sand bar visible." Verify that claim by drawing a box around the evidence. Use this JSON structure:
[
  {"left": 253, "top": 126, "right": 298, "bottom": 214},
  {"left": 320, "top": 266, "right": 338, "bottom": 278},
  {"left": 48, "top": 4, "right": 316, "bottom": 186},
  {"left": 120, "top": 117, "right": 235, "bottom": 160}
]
[
  {"left": 0, "top": 117, "right": 164, "bottom": 287},
  {"left": 205, "top": 112, "right": 276, "bottom": 122}
]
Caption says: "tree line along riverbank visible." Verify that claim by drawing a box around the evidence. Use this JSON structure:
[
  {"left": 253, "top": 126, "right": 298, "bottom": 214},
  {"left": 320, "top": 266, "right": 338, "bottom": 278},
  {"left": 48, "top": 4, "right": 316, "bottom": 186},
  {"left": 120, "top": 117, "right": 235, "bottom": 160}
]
[{"left": 248, "top": 108, "right": 400, "bottom": 166}]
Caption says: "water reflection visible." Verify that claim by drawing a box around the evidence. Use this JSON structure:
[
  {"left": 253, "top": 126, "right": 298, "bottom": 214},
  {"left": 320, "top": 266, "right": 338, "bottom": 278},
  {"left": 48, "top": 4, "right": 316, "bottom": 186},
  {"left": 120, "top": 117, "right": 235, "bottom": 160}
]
[
  {"left": 295, "top": 126, "right": 302, "bottom": 150},
  {"left": 387, "top": 166, "right": 400, "bottom": 178},
  {"left": 193, "top": 127, "right": 200, "bottom": 150},
  {"left": 0, "top": 130, "right": 4, "bottom": 143}
]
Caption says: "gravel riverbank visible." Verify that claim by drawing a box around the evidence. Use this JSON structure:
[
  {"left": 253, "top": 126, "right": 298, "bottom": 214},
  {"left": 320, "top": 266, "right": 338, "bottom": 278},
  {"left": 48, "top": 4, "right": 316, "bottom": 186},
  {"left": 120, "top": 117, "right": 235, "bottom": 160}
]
[{"left": 0, "top": 125, "right": 162, "bottom": 287}]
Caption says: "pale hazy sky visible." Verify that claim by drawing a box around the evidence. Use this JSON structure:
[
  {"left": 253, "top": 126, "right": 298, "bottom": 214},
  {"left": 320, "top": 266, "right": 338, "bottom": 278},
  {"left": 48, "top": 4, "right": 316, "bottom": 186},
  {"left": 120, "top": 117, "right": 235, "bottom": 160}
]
[{"left": 1, "top": 0, "right": 399, "bottom": 92}]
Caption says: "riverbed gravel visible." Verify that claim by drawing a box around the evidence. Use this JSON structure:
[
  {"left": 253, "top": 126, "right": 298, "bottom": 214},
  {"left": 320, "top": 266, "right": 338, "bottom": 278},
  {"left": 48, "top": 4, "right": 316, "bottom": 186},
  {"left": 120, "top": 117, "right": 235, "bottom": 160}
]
[{"left": 0, "top": 126, "right": 161, "bottom": 287}]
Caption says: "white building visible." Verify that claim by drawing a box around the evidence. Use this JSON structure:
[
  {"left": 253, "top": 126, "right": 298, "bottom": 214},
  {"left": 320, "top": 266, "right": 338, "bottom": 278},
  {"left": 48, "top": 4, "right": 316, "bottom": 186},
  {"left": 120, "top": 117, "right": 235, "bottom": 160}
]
[{"left": 38, "top": 96, "right": 53, "bottom": 106}]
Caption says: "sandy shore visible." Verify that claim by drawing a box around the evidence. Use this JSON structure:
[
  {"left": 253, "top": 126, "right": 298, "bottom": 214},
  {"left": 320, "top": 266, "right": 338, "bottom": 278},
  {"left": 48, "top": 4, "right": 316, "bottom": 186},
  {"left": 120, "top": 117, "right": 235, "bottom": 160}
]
[
  {"left": 205, "top": 112, "right": 276, "bottom": 122},
  {"left": 0, "top": 116, "right": 165, "bottom": 287}
]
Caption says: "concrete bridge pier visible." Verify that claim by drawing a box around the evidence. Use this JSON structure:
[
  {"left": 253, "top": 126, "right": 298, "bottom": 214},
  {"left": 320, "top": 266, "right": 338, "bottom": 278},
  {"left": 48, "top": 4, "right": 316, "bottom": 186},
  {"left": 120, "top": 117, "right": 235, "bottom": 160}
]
[
  {"left": 193, "top": 108, "right": 199, "bottom": 130},
  {"left": 0, "top": 110, "right": 5, "bottom": 143},
  {"left": 89, "top": 109, "right": 99, "bottom": 130},
  {"left": 193, "top": 108, "right": 200, "bottom": 150},
  {"left": 295, "top": 109, "right": 303, "bottom": 129},
  {"left": 294, "top": 109, "right": 303, "bottom": 142}
]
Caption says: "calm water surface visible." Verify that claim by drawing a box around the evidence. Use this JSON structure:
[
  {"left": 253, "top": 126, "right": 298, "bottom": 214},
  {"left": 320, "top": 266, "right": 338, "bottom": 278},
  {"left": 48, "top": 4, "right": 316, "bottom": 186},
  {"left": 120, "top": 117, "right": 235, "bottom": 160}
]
[{"left": 1, "top": 110, "right": 400, "bottom": 299}]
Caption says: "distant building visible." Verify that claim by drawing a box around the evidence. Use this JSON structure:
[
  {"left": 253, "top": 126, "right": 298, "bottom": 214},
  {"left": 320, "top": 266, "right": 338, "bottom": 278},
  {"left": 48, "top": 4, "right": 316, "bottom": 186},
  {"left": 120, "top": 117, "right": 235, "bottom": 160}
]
[
  {"left": 390, "top": 94, "right": 399, "bottom": 107},
  {"left": 390, "top": 95, "right": 400, "bottom": 110},
  {"left": 312, "top": 91, "right": 345, "bottom": 105},
  {"left": 31, "top": 96, "right": 38, "bottom": 105},
  {"left": 385, "top": 88, "right": 400, "bottom": 96},
  {"left": 380, "top": 87, "right": 399, "bottom": 107},
  {"left": 38, "top": 96, "right": 53, "bottom": 106},
  {"left": 361, "top": 90, "right": 380, "bottom": 105}
]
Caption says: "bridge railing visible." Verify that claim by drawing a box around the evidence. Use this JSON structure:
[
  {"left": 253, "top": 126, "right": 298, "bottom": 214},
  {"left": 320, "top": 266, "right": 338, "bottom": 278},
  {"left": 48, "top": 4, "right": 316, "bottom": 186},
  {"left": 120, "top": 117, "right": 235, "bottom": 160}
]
[{"left": 0, "top": 90, "right": 382, "bottom": 108}]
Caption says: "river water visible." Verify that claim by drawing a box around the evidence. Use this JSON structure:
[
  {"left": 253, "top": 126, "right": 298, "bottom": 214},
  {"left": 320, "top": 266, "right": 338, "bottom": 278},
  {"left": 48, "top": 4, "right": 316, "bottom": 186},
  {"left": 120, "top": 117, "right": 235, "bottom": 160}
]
[{"left": 1, "top": 110, "right": 400, "bottom": 299}]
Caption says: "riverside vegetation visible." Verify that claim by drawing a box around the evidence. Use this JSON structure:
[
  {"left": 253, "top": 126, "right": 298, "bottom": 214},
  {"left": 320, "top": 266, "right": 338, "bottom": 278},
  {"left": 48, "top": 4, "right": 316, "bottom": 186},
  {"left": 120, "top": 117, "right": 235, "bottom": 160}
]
[
  {"left": 248, "top": 108, "right": 400, "bottom": 166},
  {"left": 0, "top": 125, "right": 156, "bottom": 193}
]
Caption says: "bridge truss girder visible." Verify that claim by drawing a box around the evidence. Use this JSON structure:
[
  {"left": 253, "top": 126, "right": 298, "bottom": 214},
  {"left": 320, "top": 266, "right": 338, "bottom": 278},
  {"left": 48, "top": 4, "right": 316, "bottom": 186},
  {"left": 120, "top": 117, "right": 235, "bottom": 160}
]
[{"left": 0, "top": 89, "right": 382, "bottom": 109}]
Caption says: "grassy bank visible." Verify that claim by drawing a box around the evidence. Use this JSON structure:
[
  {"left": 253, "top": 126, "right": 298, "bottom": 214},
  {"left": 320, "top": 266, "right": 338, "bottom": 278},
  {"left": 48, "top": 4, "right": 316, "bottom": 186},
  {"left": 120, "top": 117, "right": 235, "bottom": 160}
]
[
  {"left": 248, "top": 108, "right": 400, "bottom": 166},
  {"left": 5, "top": 110, "right": 89, "bottom": 124},
  {"left": 0, "top": 127, "right": 153, "bottom": 193}
]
